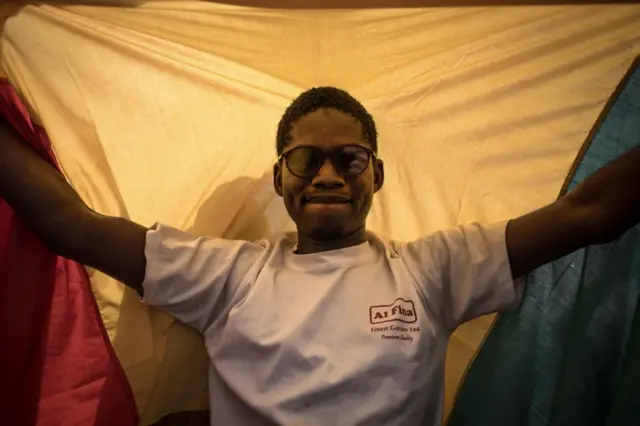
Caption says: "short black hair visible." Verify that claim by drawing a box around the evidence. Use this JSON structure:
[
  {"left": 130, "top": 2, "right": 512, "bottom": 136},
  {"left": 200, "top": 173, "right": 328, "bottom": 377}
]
[{"left": 276, "top": 87, "right": 377, "bottom": 156}]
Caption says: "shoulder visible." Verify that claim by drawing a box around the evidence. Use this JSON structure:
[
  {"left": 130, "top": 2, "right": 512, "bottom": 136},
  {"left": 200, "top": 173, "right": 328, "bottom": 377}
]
[
  {"left": 146, "top": 223, "right": 276, "bottom": 260},
  {"left": 382, "top": 221, "right": 509, "bottom": 261}
]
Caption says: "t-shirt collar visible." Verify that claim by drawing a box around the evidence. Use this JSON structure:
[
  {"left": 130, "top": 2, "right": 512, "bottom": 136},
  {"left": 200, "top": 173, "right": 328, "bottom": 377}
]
[{"left": 283, "top": 234, "right": 378, "bottom": 271}]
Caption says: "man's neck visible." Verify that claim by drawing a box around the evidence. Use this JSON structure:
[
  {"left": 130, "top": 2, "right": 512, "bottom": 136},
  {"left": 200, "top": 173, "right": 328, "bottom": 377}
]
[{"left": 295, "top": 227, "right": 367, "bottom": 255}]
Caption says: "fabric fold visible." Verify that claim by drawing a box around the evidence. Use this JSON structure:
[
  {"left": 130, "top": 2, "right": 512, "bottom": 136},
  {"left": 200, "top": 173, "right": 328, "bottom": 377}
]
[
  {"left": 447, "top": 58, "right": 640, "bottom": 426},
  {"left": 0, "top": 79, "right": 138, "bottom": 426}
]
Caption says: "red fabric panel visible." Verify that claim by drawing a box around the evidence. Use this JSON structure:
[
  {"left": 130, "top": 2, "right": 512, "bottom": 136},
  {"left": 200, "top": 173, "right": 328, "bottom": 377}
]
[{"left": 0, "top": 80, "right": 138, "bottom": 426}]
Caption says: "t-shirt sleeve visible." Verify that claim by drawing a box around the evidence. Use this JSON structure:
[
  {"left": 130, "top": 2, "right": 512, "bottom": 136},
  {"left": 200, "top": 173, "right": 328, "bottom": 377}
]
[
  {"left": 395, "top": 221, "right": 524, "bottom": 332},
  {"left": 141, "top": 223, "right": 269, "bottom": 332}
]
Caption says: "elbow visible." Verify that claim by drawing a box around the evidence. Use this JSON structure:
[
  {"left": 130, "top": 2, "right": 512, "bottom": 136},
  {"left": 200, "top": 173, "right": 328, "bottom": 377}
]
[
  {"left": 37, "top": 226, "right": 77, "bottom": 260},
  {"left": 567, "top": 195, "right": 627, "bottom": 246},
  {"left": 591, "top": 214, "right": 627, "bottom": 245},
  {"left": 47, "top": 235, "right": 79, "bottom": 261},
  {"left": 586, "top": 202, "right": 638, "bottom": 246},
  {"left": 35, "top": 209, "right": 94, "bottom": 261}
]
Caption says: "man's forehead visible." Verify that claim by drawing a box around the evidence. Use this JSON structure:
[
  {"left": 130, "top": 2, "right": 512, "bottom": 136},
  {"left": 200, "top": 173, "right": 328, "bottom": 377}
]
[{"left": 290, "top": 109, "right": 365, "bottom": 145}]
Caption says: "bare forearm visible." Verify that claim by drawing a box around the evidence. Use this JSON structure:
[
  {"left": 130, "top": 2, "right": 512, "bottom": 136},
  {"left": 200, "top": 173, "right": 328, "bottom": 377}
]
[
  {"left": 0, "top": 117, "right": 91, "bottom": 254},
  {"left": 0, "top": 117, "right": 147, "bottom": 291},
  {"left": 567, "top": 146, "right": 640, "bottom": 243},
  {"left": 506, "top": 146, "right": 639, "bottom": 278}
]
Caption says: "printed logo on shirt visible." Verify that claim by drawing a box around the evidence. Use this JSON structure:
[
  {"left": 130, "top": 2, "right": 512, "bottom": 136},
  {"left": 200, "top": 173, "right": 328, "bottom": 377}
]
[{"left": 369, "top": 298, "right": 417, "bottom": 325}]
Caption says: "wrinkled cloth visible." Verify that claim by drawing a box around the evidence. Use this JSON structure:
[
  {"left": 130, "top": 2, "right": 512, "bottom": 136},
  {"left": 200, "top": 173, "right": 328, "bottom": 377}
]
[
  {"left": 2, "top": 3, "right": 640, "bottom": 423},
  {"left": 448, "top": 59, "right": 640, "bottom": 426},
  {"left": 0, "top": 79, "right": 138, "bottom": 426}
]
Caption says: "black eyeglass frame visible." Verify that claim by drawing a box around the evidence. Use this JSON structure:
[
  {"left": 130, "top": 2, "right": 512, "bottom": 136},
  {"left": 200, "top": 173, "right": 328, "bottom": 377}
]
[{"left": 277, "top": 144, "right": 377, "bottom": 178}]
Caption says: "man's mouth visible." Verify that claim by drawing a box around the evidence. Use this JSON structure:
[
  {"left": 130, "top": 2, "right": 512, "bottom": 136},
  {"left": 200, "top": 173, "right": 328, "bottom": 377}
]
[{"left": 304, "top": 194, "right": 351, "bottom": 204}]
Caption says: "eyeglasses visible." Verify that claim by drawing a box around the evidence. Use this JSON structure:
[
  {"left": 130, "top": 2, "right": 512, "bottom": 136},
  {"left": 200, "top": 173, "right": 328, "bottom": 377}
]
[{"left": 279, "top": 145, "right": 375, "bottom": 178}]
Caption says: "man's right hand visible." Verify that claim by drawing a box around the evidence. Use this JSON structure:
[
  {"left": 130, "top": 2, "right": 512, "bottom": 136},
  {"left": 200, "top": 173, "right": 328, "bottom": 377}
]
[{"left": 0, "top": 116, "right": 148, "bottom": 295}]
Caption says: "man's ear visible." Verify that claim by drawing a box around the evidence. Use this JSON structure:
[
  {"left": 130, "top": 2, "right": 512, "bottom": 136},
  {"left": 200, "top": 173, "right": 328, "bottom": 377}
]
[
  {"left": 373, "top": 159, "right": 384, "bottom": 193},
  {"left": 273, "top": 162, "right": 284, "bottom": 197}
]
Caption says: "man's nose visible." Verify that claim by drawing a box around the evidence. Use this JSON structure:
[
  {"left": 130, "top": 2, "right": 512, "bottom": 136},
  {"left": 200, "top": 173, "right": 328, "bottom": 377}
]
[{"left": 312, "top": 158, "right": 345, "bottom": 189}]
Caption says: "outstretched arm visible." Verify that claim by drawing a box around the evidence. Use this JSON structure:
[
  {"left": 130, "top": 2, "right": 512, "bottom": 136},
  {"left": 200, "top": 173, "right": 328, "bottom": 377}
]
[
  {"left": 0, "top": 116, "right": 148, "bottom": 294},
  {"left": 507, "top": 146, "right": 640, "bottom": 278}
]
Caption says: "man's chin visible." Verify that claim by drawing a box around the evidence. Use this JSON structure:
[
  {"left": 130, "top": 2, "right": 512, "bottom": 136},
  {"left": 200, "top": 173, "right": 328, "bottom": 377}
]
[
  {"left": 302, "top": 217, "right": 346, "bottom": 242},
  {"left": 308, "top": 227, "right": 344, "bottom": 242}
]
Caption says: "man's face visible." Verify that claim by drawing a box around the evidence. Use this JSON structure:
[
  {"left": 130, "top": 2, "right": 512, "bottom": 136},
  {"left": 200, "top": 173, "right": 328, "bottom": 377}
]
[{"left": 273, "top": 108, "right": 384, "bottom": 242}]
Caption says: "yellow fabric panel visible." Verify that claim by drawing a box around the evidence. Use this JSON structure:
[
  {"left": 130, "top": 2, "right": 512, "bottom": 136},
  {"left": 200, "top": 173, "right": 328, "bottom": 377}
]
[{"left": 1, "top": 2, "right": 639, "bottom": 424}]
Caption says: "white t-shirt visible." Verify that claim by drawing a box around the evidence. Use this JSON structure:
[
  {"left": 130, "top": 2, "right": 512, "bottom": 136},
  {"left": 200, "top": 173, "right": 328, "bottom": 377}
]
[{"left": 142, "top": 222, "right": 523, "bottom": 426}]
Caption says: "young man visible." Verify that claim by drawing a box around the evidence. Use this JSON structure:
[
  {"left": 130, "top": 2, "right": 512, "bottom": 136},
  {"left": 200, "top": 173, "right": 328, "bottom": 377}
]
[{"left": 1, "top": 87, "right": 638, "bottom": 425}]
